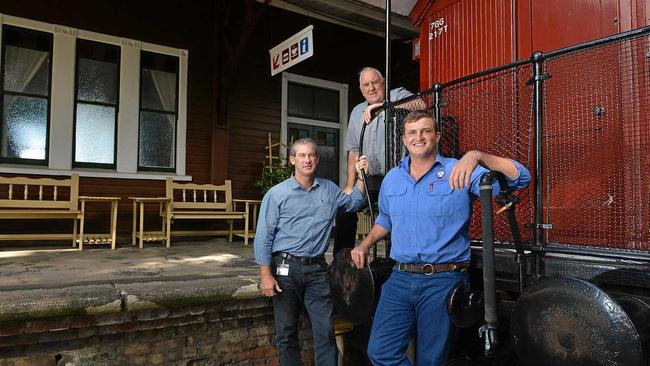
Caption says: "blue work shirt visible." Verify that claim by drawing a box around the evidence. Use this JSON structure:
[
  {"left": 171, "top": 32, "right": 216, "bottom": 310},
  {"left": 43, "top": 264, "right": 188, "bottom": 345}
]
[
  {"left": 376, "top": 154, "right": 531, "bottom": 264},
  {"left": 254, "top": 177, "right": 366, "bottom": 265}
]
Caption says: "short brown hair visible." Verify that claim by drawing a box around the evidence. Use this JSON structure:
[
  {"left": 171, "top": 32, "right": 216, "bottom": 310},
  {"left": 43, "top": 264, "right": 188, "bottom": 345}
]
[{"left": 403, "top": 111, "right": 436, "bottom": 131}]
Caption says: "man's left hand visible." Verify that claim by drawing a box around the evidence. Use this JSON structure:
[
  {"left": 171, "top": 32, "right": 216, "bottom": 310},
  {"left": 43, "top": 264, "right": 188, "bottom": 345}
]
[{"left": 449, "top": 150, "right": 480, "bottom": 189}]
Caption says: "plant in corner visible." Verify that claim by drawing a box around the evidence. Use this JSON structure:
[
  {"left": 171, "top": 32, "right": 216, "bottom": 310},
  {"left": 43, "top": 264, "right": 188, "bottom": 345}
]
[{"left": 254, "top": 154, "right": 293, "bottom": 196}]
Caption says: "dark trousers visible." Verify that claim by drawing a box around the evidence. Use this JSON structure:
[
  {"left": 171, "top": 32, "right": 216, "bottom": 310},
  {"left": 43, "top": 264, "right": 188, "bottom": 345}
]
[
  {"left": 333, "top": 175, "right": 383, "bottom": 255},
  {"left": 271, "top": 256, "right": 336, "bottom": 366}
]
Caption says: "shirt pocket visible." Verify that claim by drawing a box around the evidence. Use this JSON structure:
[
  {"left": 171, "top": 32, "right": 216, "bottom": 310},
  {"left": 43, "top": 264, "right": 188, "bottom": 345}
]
[
  {"left": 425, "top": 182, "right": 454, "bottom": 217},
  {"left": 315, "top": 201, "right": 334, "bottom": 221},
  {"left": 385, "top": 186, "right": 407, "bottom": 216}
]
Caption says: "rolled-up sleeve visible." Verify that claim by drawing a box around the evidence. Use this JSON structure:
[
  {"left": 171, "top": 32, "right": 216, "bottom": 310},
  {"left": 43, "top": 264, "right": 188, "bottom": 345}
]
[
  {"left": 337, "top": 185, "right": 367, "bottom": 213},
  {"left": 375, "top": 185, "right": 392, "bottom": 231},
  {"left": 253, "top": 191, "right": 280, "bottom": 265},
  {"left": 506, "top": 160, "right": 531, "bottom": 189}
]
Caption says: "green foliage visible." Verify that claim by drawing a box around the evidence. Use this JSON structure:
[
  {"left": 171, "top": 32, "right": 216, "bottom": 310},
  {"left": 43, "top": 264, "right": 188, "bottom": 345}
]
[{"left": 254, "top": 155, "right": 293, "bottom": 196}]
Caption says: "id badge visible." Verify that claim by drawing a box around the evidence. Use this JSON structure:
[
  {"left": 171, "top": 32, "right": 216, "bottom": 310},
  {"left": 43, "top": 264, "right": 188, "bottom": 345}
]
[{"left": 276, "top": 260, "right": 289, "bottom": 276}]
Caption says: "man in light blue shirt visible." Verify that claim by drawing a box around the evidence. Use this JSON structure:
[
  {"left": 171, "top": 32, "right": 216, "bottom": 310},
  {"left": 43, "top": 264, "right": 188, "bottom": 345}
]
[
  {"left": 254, "top": 138, "right": 368, "bottom": 366},
  {"left": 351, "top": 111, "right": 531, "bottom": 365},
  {"left": 334, "top": 67, "right": 422, "bottom": 255}
]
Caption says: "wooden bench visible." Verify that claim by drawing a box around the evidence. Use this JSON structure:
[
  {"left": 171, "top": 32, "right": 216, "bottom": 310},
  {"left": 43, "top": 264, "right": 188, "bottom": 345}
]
[
  {"left": 165, "top": 178, "right": 251, "bottom": 245},
  {"left": 0, "top": 174, "right": 82, "bottom": 248}
]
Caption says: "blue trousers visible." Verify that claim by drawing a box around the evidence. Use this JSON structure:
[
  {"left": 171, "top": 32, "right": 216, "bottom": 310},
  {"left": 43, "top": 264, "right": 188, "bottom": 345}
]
[
  {"left": 271, "top": 256, "right": 337, "bottom": 366},
  {"left": 367, "top": 268, "right": 466, "bottom": 366}
]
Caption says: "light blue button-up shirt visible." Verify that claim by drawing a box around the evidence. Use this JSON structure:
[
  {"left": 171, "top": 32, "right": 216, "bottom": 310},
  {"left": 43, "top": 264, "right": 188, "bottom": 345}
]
[
  {"left": 376, "top": 154, "right": 531, "bottom": 264},
  {"left": 254, "top": 177, "right": 366, "bottom": 265},
  {"left": 344, "top": 87, "right": 413, "bottom": 175}
]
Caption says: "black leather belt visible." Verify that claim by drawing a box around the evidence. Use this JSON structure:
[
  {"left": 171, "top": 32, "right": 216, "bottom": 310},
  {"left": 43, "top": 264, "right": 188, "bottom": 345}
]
[
  {"left": 273, "top": 252, "right": 326, "bottom": 265},
  {"left": 397, "top": 262, "right": 469, "bottom": 275}
]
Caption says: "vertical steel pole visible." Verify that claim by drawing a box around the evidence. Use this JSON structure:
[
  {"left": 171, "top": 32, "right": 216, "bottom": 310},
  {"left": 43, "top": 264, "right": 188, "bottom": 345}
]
[
  {"left": 384, "top": 0, "right": 391, "bottom": 101},
  {"left": 532, "top": 52, "right": 545, "bottom": 249}
]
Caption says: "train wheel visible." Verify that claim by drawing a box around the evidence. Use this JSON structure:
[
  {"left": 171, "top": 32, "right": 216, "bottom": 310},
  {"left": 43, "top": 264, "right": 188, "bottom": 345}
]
[{"left": 511, "top": 276, "right": 644, "bottom": 366}]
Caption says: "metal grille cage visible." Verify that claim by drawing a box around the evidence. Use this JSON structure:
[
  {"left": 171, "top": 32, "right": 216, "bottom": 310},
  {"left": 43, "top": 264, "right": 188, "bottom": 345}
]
[
  {"left": 543, "top": 33, "right": 650, "bottom": 251},
  {"left": 385, "top": 27, "right": 650, "bottom": 252}
]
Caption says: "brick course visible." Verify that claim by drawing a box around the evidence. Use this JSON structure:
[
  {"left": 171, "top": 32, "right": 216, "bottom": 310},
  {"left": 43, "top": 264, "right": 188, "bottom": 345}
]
[{"left": 0, "top": 298, "right": 314, "bottom": 366}]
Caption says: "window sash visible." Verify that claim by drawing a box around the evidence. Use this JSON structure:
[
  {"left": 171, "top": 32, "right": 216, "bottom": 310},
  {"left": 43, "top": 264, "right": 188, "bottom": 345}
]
[{"left": 0, "top": 25, "right": 52, "bottom": 165}]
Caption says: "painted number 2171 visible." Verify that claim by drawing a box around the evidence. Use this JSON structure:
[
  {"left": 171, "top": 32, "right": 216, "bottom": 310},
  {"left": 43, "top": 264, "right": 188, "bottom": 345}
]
[{"left": 429, "top": 18, "right": 448, "bottom": 40}]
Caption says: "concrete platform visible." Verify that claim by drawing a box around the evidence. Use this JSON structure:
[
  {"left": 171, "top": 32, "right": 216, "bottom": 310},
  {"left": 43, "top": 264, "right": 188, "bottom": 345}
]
[{"left": 0, "top": 239, "right": 266, "bottom": 321}]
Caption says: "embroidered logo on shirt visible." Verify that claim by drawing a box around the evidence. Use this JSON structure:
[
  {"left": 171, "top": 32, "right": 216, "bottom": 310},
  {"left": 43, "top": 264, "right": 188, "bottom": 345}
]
[{"left": 435, "top": 169, "right": 445, "bottom": 179}]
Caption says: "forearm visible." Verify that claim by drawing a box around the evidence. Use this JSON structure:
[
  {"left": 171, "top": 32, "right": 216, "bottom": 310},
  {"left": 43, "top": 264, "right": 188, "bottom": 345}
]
[
  {"left": 359, "top": 224, "right": 389, "bottom": 250},
  {"left": 474, "top": 151, "right": 519, "bottom": 179},
  {"left": 345, "top": 151, "right": 359, "bottom": 189},
  {"left": 260, "top": 265, "right": 273, "bottom": 278}
]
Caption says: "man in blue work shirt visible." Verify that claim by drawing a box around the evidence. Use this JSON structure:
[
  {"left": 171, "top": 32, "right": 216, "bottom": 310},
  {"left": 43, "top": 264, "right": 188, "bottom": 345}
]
[
  {"left": 351, "top": 111, "right": 531, "bottom": 365},
  {"left": 254, "top": 138, "right": 368, "bottom": 366}
]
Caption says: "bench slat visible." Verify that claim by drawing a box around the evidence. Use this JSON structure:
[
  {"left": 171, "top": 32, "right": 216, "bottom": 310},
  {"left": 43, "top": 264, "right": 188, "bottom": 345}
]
[{"left": 0, "top": 200, "right": 73, "bottom": 209}]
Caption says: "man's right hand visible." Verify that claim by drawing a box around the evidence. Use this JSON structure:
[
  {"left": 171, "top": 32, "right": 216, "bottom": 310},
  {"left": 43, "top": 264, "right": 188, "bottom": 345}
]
[
  {"left": 351, "top": 245, "right": 369, "bottom": 269},
  {"left": 260, "top": 273, "right": 282, "bottom": 297},
  {"left": 363, "top": 103, "right": 383, "bottom": 124}
]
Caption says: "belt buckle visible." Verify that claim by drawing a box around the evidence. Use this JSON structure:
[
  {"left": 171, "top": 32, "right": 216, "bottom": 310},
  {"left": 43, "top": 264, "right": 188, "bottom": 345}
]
[{"left": 422, "top": 263, "right": 434, "bottom": 275}]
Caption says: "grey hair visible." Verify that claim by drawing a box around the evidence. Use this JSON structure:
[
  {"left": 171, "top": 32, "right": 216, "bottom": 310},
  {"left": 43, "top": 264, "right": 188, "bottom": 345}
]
[
  {"left": 289, "top": 138, "right": 319, "bottom": 156},
  {"left": 358, "top": 67, "right": 384, "bottom": 84}
]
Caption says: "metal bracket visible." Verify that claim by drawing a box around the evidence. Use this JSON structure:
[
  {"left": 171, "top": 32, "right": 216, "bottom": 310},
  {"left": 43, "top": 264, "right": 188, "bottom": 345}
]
[
  {"left": 526, "top": 72, "right": 552, "bottom": 86},
  {"left": 537, "top": 223, "right": 553, "bottom": 230}
]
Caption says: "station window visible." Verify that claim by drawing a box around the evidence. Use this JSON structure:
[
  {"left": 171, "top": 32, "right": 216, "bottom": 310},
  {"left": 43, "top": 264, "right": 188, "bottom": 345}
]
[
  {"left": 73, "top": 39, "right": 120, "bottom": 167},
  {"left": 0, "top": 25, "right": 52, "bottom": 164},
  {"left": 138, "top": 51, "right": 178, "bottom": 171}
]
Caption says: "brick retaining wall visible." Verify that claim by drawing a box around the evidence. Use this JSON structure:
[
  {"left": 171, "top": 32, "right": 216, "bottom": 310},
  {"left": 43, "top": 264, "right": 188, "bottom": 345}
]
[{"left": 0, "top": 298, "right": 315, "bottom": 366}]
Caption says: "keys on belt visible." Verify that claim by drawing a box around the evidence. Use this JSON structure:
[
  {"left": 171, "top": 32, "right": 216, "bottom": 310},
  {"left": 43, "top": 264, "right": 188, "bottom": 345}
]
[
  {"left": 273, "top": 252, "right": 326, "bottom": 265},
  {"left": 397, "top": 262, "right": 469, "bottom": 275}
]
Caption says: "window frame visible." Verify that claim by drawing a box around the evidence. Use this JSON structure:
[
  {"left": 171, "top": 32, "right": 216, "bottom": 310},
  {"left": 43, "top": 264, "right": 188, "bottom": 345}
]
[
  {"left": 281, "top": 72, "right": 348, "bottom": 187},
  {"left": 0, "top": 14, "right": 190, "bottom": 181},
  {"left": 72, "top": 38, "right": 120, "bottom": 169},
  {"left": 0, "top": 24, "right": 53, "bottom": 166}
]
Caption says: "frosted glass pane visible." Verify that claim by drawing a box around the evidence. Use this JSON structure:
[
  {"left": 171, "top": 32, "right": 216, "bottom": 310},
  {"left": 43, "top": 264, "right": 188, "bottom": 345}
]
[
  {"left": 138, "top": 111, "right": 175, "bottom": 169},
  {"left": 2, "top": 96, "right": 47, "bottom": 160},
  {"left": 316, "top": 144, "right": 336, "bottom": 182},
  {"left": 77, "top": 58, "right": 117, "bottom": 104},
  {"left": 75, "top": 104, "right": 116, "bottom": 164},
  {"left": 3, "top": 45, "right": 50, "bottom": 96},
  {"left": 141, "top": 70, "right": 177, "bottom": 112}
]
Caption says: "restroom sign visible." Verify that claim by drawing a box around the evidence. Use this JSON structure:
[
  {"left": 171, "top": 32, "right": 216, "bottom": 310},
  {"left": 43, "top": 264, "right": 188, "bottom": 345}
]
[{"left": 270, "top": 25, "right": 314, "bottom": 76}]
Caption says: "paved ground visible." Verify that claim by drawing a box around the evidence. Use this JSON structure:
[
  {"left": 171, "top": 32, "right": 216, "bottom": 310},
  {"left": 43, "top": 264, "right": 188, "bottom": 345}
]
[{"left": 0, "top": 238, "right": 259, "bottom": 291}]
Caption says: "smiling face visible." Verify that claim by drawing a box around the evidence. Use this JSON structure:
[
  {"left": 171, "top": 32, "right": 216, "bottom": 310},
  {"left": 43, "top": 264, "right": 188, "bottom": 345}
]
[
  {"left": 402, "top": 115, "right": 440, "bottom": 159},
  {"left": 289, "top": 142, "right": 320, "bottom": 178},
  {"left": 359, "top": 69, "right": 385, "bottom": 105}
]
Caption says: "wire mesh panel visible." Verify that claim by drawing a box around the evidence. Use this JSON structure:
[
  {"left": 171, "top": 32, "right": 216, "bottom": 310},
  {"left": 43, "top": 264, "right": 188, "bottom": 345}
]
[
  {"left": 543, "top": 33, "right": 650, "bottom": 251},
  {"left": 386, "top": 65, "right": 534, "bottom": 245}
]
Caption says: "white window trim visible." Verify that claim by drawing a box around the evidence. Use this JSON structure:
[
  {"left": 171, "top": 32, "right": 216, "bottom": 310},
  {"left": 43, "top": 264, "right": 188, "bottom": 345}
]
[
  {"left": 0, "top": 14, "right": 190, "bottom": 181},
  {"left": 281, "top": 72, "right": 349, "bottom": 187}
]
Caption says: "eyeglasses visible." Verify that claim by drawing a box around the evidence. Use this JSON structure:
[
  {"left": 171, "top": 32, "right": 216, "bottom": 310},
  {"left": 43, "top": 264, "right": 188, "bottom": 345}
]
[
  {"left": 360, "top": 80, "right": 383, "bottom": 90},
  {"left": 293, "top": 153, "right": 318, "bottom": 159}
]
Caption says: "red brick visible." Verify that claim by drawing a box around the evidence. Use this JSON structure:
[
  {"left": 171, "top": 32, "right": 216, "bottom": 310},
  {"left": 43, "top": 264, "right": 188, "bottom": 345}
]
[
  {"left": 70, "top": 315, "right": 94, "bottom": 328},
  {"left": 123, "top": 343, "right": 150, "bottom": 356}
]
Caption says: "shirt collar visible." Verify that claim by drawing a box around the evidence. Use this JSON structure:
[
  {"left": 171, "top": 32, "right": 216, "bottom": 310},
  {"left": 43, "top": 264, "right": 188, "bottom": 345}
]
[
  {"left": 398, "top": 153, "right": 445, "bottom": 172},
  {"left": 289, "top": 175, "right": 321, "bottom": 191}
]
